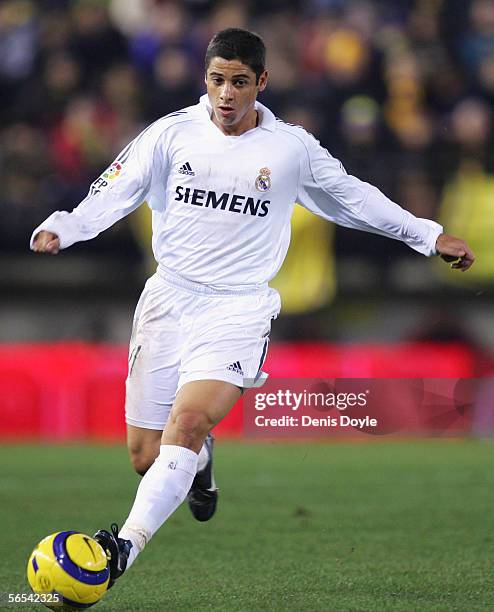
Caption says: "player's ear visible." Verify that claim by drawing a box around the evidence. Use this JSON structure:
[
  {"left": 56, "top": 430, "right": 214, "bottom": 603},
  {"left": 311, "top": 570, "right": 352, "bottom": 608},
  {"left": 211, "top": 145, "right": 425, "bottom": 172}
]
[{"left": 258, "top": 70, "right": 268, "bottom": 92}]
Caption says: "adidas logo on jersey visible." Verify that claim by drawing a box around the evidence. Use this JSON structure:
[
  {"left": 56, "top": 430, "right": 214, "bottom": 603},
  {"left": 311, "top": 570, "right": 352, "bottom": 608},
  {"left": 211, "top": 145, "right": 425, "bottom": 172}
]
[
  {"left": 178, "top": 162, "right": 195, "bottom": 176},
  {"left": 227, "top": 361, "right": 244, "bottom": 376}
]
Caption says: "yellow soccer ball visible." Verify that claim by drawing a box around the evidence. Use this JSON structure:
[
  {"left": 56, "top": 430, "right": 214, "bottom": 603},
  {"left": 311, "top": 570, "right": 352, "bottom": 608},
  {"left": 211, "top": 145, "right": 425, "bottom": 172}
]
[{"left": 27, "top": 531, "right": 110, "bottom": 610}]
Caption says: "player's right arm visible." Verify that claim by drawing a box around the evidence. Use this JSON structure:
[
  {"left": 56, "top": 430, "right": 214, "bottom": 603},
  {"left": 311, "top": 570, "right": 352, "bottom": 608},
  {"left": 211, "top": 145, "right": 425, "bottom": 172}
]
[{"left": 30, "top": 121, "right": 169, "bottom": 253}]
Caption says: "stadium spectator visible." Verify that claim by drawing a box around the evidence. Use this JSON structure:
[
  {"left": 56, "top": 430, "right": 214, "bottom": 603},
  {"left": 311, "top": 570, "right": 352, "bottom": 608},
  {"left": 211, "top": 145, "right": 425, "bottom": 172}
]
[{"left": 435, "top": 97, "right": 494, "bottom": 283}]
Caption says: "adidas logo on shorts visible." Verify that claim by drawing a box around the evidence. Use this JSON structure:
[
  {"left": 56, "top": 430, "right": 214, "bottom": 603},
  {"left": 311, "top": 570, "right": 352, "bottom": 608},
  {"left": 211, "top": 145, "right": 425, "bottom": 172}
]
[
  {"left": 227, "top": 361, "right": 244, "bottom": 376},
  {"left": 178, "top": 162, "right": 195, "bottom": 176}
]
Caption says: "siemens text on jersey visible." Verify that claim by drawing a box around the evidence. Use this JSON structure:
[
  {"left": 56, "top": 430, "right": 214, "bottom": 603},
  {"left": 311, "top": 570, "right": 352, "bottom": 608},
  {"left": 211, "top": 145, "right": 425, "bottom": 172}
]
[{"left": 175, "top": 186, "right": 269, "bottom": 217}]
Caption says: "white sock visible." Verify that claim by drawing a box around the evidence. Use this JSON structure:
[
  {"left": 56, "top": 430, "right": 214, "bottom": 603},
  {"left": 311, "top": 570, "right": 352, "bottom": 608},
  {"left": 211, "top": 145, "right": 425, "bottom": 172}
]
[
  {"left": 119, "top": 444, "right": 198, "bottom": 568},
  {"left": 197, "top": 442, "right": 209, "bottom": 472}
]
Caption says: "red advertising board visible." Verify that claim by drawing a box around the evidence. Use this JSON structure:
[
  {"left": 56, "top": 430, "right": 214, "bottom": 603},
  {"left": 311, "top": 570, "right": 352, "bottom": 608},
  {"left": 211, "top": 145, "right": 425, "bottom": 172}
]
[{"left": 0, "top": 342, "right": 491, "bottom": 440}]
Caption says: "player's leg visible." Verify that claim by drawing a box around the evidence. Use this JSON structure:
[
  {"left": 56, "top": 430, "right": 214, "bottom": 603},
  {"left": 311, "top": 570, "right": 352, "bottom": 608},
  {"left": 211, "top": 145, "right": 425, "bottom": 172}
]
[
  {"left": 180, "top": 287, "right": 280, "bottom": 520},
  {"left": 127, "top": 422, "right": 211, "bottom": 478},
  {"left": 94, "top": 274, "right": 183, "bottom": 585},
  {"left": 123, "top": 274, "right": 181, "bottom": 473},
  {"left": 113, "top": 286, "right": 280, "bottom": 571},
  {"left": 161, "top": 379, "right": 240, "bottom": 450},
  {"left": 186, "top": 431, "right": 216, "bottom": 521},
  {"left": 122, "top": 274, "right": 215, "bottom": 482},
  {"left": 96, "top": 284, "right": 280, "bottom": 585},
  {"left": 126, "top": 425, "right": 162, "bottom": 476},
  {"left": 100, "top": 380, "right": 241, "bottom": 581},
  {"left": 165, "top": 380, "right": 237, "bottom": 521}
]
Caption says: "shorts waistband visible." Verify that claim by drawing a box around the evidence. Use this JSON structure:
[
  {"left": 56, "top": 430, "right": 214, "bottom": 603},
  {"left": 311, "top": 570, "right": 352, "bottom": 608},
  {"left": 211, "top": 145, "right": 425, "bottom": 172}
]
[{"left": 156, "top": 265, "right": 268, "bottom": 296}]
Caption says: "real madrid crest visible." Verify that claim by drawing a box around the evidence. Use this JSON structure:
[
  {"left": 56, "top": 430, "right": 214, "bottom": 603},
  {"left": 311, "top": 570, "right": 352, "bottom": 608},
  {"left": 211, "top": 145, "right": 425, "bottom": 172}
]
[{"left": 255, "top": 167, "right": 271, "bottom": 192}]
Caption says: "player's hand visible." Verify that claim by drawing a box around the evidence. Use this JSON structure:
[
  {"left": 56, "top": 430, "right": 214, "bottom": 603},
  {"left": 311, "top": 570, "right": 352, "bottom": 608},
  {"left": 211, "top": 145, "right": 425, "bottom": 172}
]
[
  {"left": 32, "top": 231, "right": 60, "bottom": 254},
  {"left": 435, "top": 234, "right": 475, "bottom": 272}
]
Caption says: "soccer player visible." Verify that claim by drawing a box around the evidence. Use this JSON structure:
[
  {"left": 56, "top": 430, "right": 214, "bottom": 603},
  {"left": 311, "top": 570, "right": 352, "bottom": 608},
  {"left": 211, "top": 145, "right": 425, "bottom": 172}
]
[{"left": 30, "top": 28, "right": 474, "bottom": 585}]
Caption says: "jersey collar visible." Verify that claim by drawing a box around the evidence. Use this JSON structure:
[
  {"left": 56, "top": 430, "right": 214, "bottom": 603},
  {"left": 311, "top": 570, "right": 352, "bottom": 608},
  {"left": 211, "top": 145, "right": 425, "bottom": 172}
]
[{"left": 198, "top": 94, "right": 276, "bottom": 133}]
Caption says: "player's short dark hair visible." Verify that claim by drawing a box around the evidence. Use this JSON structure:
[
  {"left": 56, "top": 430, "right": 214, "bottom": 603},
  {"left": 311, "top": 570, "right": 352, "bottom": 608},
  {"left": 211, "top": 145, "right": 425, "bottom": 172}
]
[{"left": 205, "top": 28, "right": 266, "bottom": 83}]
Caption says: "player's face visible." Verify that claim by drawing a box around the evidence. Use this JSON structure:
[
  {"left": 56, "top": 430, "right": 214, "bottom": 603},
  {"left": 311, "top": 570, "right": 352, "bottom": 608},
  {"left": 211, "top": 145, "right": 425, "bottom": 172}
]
[{"left": 206, "top": 57, "right": 268, "bottom": 136}]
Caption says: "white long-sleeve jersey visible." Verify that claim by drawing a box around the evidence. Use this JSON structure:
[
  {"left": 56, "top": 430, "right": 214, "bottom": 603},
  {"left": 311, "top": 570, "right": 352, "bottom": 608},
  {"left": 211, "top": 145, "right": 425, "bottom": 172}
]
[{"left": 31, "top": 94, "right": 443, "bottom": 289}]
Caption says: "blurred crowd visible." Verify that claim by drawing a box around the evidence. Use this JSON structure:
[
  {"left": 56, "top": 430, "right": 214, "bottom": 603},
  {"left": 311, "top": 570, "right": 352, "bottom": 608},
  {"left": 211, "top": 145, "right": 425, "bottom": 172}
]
[{"left": 2, "top": 0, "right": 494, "bottom": 283}]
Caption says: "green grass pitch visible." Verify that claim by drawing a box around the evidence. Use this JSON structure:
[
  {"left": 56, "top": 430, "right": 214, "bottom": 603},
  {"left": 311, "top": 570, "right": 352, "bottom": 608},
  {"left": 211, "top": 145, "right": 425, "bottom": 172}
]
[{"left": 1, "top": 441, "right": 493, "bottom": 611}]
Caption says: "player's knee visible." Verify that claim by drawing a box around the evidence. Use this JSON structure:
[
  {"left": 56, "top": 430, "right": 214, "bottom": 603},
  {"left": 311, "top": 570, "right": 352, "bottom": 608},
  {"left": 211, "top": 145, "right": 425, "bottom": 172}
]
[{"left": 170, "top": 409, "right": 211, "bottom": 446}]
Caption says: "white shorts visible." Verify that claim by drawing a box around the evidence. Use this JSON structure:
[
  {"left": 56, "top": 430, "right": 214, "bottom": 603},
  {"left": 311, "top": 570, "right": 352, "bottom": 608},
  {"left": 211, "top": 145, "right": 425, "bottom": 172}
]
[{"left": 125, "top": 268, "right": 281, "bottom": 430}]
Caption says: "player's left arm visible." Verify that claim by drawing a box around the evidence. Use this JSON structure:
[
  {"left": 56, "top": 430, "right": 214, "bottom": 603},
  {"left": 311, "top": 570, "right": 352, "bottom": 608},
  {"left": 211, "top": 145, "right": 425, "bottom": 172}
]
[{"left": 296, "top": 132, "right": 475, "bottom": 270}]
